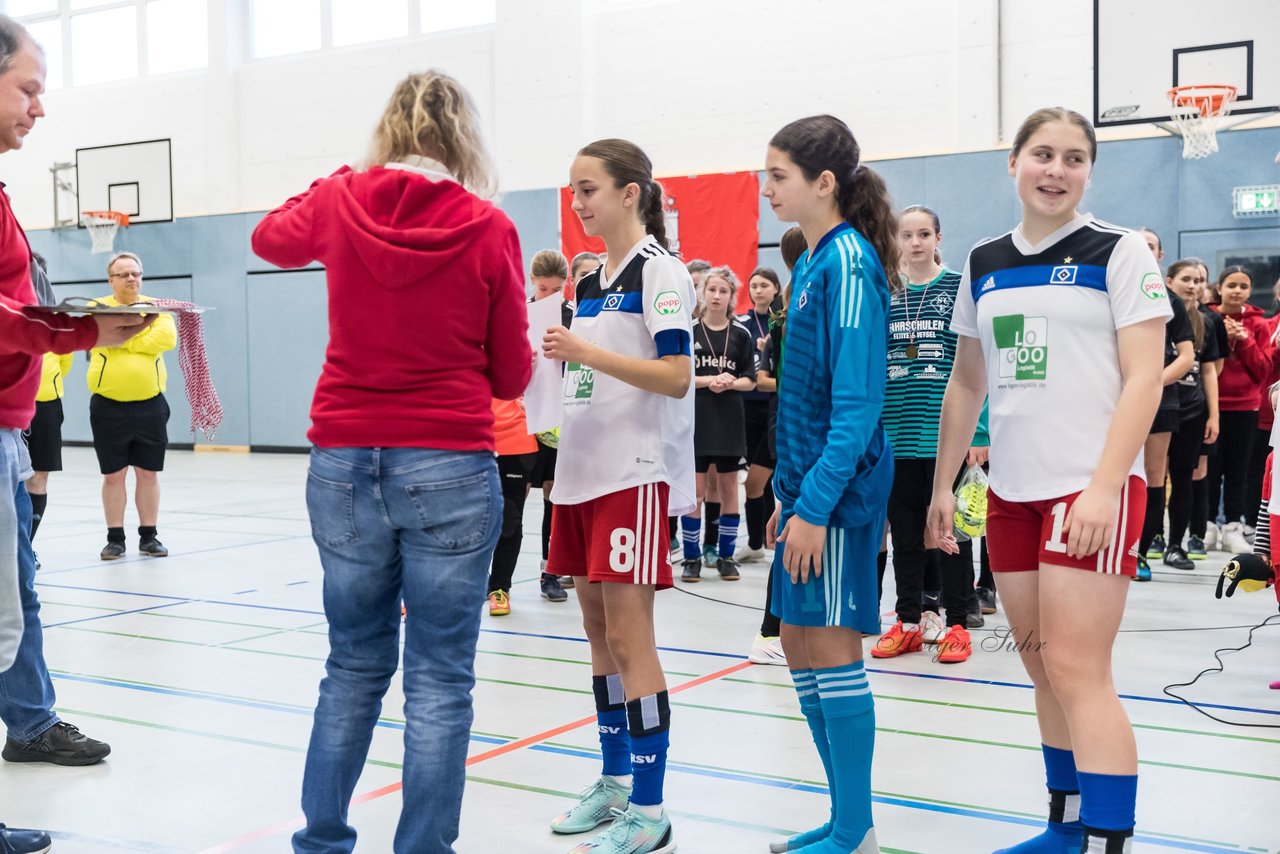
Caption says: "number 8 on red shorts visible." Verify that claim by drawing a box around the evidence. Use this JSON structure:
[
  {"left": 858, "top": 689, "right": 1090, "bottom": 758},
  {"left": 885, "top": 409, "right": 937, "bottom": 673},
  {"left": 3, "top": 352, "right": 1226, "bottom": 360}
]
[
  {"left": 986, "top": 474, "right": 1147, "bottom": 577},
  {"left": 547, "top": 482, "right": 674, "bottom": 588}
]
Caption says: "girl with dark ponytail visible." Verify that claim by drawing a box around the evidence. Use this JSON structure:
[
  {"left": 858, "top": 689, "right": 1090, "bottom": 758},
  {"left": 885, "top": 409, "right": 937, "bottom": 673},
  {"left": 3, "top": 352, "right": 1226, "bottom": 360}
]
[
  {"left": 541, "top": 138, "right": 695, "bottom": 854},
  {"left": 761, "top": 114, "right": 895, "bottom": 854}
]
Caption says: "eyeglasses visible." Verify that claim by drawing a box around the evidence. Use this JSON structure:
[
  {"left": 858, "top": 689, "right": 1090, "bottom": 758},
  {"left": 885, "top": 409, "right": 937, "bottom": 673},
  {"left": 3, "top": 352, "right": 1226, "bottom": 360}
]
[{"left": 109, "top": 271, "right": 142, "bottom": 279}]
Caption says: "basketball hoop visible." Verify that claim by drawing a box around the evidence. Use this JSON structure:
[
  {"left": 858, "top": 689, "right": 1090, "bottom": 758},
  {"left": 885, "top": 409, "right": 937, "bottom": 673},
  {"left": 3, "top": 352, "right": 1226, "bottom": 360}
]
[
  {"left": 81, "top": 210, "right": 129, "bottom": 255},
  {"left": 1167, "top": 85, "right": 1237, "bottom": 159}
]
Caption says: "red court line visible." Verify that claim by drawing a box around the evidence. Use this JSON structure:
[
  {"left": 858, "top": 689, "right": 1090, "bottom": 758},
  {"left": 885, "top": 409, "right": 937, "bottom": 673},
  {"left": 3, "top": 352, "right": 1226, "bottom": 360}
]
[{"left": 198, "top": 659, "right": 754, "bottom": 853}]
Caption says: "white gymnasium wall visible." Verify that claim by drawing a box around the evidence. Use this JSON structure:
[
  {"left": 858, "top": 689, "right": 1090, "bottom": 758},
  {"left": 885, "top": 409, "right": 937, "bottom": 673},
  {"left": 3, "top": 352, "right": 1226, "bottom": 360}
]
[{"left": 6, "top": 0, "right": 1109, "bottom": 227}]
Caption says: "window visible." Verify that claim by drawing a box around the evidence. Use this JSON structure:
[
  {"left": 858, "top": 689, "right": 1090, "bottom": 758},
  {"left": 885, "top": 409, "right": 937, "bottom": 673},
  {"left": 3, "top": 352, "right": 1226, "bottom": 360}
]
[
  {"left": 70, "top": 5, "right": 137, "bottom": 85},
  {"left": 251, "top": 0, "right": 321, "bottom": 58},
  {"left": 24, "top": 18, "right": 62, "bottom": 91},
  {"left": 147, "top": 0, "right": 208, "bottom": 74},
  {"left": 419, "top": 0, "right": 495, "bottom": 33},
  {"left": 332, "top": 0, "right": 408, "bottom": 47},
  {"left": 12, "top": 0, "right": 209, "bottom": 88}
]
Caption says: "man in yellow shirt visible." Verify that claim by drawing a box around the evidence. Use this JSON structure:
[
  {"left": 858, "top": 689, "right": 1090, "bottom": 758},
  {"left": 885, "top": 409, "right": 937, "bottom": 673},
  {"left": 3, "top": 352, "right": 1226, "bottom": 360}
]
[{"left": 89, "top": 252, "right": 177, "bottom": 560}]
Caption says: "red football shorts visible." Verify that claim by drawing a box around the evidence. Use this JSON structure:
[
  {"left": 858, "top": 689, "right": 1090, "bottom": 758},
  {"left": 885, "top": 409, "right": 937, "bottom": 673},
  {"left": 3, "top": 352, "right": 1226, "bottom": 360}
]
[
  {"left": 547, "top": 482, "right": 673, "bottom": 589},
  {"left": 986, "top": 475, "right": 1146, "bottom": 577}
]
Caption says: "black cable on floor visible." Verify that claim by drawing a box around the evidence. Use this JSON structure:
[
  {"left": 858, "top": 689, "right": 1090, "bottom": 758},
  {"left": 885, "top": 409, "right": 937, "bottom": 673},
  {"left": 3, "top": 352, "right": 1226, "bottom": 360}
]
[
  {"left": 1162, "top": 613, "right": 1280, "bottom": 729},
  {"left": 671, "top": 586, "right": 765, "bottom": 610}
]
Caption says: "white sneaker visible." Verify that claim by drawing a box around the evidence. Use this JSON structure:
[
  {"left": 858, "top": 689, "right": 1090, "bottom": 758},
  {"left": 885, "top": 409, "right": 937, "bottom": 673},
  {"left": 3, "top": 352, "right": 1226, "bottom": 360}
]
[
  {"left": 1223, "top": 521, "right": 1251, "bottom": 554},
  {"left": 736, "top": 545, "right": 766, "bottom": 563},
  {"left": 748, "top": 633, "right": 788, "bottom": 665},
  {"left": 920, "top": 610, "right": 946, "bottom": 645},
  {"left": 1203, "top": 523, "right": 1219, "bottom": 552}
]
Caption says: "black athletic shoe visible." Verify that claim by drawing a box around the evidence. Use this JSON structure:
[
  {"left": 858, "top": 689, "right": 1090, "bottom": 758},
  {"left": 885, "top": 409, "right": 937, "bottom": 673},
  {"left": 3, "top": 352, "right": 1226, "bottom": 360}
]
[
  {"left": 976, "top": 586, "right": 997, "bottom": 614},
  {"left": 2, "top": 722, "right": 111, "bottom": 766},
  {"left": 0, "top": 824, "right": 52, "bottom": 854},
  {"left": 138, "top": 536, "right": 168, "bottom": 558},
  {"left": 1163, "top": 545, "right": 1195, "bottom": 571},
  {"left": 965, "top": 609, "right": 985, "bottom": 629},
  {"left": 716, "top": 557, "right": 740, "bottom": 581},
  {"left": 540, "top": 573, "right": 568, "bottom": 602},
  {"left": 100, "top": 541, "right": 125, "bottom": 560},
  {"left": 680, "top": 558, "right": 701, "bottom": 583}
]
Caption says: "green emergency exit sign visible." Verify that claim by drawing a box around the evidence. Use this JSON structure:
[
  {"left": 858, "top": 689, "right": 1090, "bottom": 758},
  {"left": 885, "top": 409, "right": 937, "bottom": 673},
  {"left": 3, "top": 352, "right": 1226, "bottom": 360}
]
[{"left": 1234, "top": 185, "right": 1279, "bottom": 217}]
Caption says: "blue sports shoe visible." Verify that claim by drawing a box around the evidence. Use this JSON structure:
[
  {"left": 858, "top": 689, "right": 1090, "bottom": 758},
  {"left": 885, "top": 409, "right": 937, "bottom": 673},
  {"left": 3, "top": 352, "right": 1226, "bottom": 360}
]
[
  {"left": 551, "top": 776, "right": 631, "bottom": 835},
  {"left": 1135, "top": 556, "right": 1152, "bottom": 582},
  {"left": 0, "top": 824, "right": 52, "bottom": 854},
  {"left": 567, "top": 807, "right": 676, "bottom": 854},
  {"left": 701, "top": 544, "right": 718, "bottom": 568}
]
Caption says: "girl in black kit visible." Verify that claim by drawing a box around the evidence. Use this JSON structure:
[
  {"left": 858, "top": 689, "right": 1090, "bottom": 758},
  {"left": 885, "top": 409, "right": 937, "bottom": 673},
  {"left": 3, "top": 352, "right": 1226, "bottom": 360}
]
[
  {"left": 680, "top": 266, "right": 756, "bottom": 582},
  {"left": 737, "top": 266, "right": 783, "bottom": 562}
]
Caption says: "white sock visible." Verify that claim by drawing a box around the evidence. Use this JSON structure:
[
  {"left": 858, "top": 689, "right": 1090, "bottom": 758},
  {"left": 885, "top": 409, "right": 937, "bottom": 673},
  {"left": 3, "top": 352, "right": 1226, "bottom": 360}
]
[
  {"left": 631, "top": 802, "right": 663, "bottom": 820},
  {"left": 605, "top": 773, "right": 633, "bottom": 788}
]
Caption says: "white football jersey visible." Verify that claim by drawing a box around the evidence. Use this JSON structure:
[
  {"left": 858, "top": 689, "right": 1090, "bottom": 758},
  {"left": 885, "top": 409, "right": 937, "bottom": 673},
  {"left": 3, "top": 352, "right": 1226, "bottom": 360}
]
[{"left": 551, "top": 235, "right": 697, "bottom": 514}]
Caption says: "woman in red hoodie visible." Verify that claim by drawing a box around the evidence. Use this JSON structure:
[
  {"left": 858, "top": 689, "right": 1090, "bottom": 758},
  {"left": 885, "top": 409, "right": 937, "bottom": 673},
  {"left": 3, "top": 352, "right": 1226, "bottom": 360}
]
[
  {"left": 1210, "top": 266, "right": 1271, "bottom": 554},
  {"left": 251, "top": 70, "right": 531, "bottom": 854}
]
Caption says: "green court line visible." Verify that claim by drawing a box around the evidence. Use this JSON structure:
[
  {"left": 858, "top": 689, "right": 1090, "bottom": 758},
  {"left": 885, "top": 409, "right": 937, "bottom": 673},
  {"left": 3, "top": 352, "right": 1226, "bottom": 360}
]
[
  {"left": 40, "top": 599, "right": 121, "bottom": 612},
  {"left": 49, "top": 629, "right": 1280, "bottom": 782}
]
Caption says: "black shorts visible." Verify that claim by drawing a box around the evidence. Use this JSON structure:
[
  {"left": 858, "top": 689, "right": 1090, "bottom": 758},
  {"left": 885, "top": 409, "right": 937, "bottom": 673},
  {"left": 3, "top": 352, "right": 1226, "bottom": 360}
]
[
  {"left": 696, "top": 455, "right": 743, "bottom": 474},
  {"left": 1151, "top": 406, "right": 1181, "bottom": 435},
  {"left": 1169, "top": 407, "right": 1207, "bottom": 471},
  {"left": 530, "top": 441, "right": 558, "bottom": 487},
  {"left": 24, "top": 399, "right": 64, "bottom": 472},
  {"left": 90, "top": 393, "right": 170, "bottom": 474},
  {"left": 744, "top": 398, "right": 776, "bottom": 469}
]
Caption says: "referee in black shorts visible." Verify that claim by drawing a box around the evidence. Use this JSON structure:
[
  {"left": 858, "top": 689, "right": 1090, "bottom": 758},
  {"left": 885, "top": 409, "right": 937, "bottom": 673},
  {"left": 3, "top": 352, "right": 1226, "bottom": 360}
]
[{"left": 89, "top": 252, "right": 177, "bottom": 560}]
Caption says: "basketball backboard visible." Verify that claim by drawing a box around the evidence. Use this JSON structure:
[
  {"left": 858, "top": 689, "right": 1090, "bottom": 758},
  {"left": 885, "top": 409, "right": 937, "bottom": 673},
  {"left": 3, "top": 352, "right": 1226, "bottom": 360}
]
[
  {"left": 76, "top": 138, "right": 173, "bottom": 226},
  {"left": 1094, "top": 0, "right": 1280, "bottom": 128}
]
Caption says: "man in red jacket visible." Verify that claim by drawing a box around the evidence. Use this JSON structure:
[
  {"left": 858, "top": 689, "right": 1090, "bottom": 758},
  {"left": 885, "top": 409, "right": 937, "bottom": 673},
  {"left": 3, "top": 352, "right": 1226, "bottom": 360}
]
[{"left": 0, "top": 20, "right": 154, "bottom": 849}]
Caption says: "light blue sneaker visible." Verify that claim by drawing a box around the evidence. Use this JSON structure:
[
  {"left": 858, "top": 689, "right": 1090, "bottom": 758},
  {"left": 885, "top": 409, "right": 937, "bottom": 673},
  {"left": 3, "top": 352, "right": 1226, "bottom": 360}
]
[
  {"left": 550, "top": 776, "right": 631, "bottom": 835},
  {"left": 701, "top": 544, "right": 719, "bottom": 568},
  {"left": 567, "top": 807, "right": 676, "bottom": 854}
]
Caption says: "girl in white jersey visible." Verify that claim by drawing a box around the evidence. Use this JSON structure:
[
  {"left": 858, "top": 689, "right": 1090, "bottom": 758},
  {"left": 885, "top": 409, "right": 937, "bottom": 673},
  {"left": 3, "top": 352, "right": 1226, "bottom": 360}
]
[
  {"left": 929, "top": 108, "right": 1168, "bottom": 854},
  {"left": 542, "top": 138, "right": 695, "bottom": 854}
]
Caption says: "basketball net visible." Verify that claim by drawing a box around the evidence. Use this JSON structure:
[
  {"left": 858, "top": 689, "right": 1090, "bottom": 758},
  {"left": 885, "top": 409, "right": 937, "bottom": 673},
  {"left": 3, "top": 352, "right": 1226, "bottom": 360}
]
[
  {"left": 1167, "top": 85, "right": 1237, "bottom": 160},
  {"left": 82, "top": 210, "right": 128, "bottom": 254}
]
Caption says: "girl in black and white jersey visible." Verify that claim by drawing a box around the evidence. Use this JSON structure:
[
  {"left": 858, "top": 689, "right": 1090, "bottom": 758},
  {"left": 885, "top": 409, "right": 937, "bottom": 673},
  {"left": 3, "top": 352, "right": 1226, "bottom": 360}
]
[
  {"left": 737, "top": 267, "right": 782, "bottom": 562},
  {"left": 680, "top": 266, "right": 756, "bottom": 582},
  {"left": 1165, "top": 259, "right": 1220, "bottom": 567}
]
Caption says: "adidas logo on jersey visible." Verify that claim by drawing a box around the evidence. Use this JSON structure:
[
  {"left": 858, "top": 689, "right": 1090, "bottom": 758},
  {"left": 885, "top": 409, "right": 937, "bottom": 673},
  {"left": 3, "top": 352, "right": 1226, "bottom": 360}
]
[{"left": 980, "top": 276, "right": 996, "bottom": 292}]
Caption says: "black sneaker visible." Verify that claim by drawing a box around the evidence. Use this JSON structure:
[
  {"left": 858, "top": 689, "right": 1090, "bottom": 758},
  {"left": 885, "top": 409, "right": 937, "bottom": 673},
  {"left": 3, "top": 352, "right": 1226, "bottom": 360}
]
[
  {"left": 716, "top": 557, "right": 740, "bottom": 581},
  {"left": 2, "top": 721, "right": 111, "bottom": 766},
  {"left": 540, "top": 573, "right": 568, "bottom": 602},
  {"left": 1163, "top": 545, "right": 1195, "bottom": 570},
  {"left": 100, "top": 541, "right": 125, "bottom": 560},
  {"left": 139, "top": 536, "right": 168, "bottom": 558},
  {"left": 680, "top": 558, "right": 701, "bottom": 583},
  {"left": 1146, "top": 534, "right": 1166, "bottom": 561},
  {"left": 965, "top": 608, "right": 985, "bottom": 629},
  {"left": 976, "top": 586, "right": 997, "bottom": 615},
  {"left": 0, "top": 824, "right": 52, "bottom": 854}
]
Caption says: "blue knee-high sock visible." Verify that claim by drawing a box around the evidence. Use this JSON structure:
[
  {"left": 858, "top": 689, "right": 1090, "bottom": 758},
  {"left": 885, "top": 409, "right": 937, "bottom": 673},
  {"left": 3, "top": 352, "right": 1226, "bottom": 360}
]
[
  {"left": 718, "top": 513, "right": 740, "bottom": 559},
  {"left": 1079, "top": 771, "right": 1137, "bottom": 853},
  {"left": 592, "top": 674, "right": 631, "bottom": 779},
  {"left": 994, "top": 745, "right": 1083, "bottom": 854},
  {"left": 681, "top": 515, "right": 701, "bottom": 561},
  {"left": 784, "top": 669, "right": 834, "bottom": 849},
  {"left": 793, "top": 663, "right": 877, "bottom": 853},
  {"left": 626, "top": 692, "right": 670, "bottom": 807}
]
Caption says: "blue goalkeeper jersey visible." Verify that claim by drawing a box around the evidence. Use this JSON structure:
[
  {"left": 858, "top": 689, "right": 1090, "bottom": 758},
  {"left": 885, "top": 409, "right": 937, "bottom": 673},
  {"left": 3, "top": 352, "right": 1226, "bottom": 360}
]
[{"left": 774, "top": 222, "right": 893, "bottom": 528}]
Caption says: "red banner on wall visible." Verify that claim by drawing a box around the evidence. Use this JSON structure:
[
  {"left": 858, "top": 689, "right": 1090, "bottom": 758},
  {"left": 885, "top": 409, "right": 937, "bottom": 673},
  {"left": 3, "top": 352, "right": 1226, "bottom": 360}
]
[{"left": 560, "top": 171, "right": 761, "bottom": 313}]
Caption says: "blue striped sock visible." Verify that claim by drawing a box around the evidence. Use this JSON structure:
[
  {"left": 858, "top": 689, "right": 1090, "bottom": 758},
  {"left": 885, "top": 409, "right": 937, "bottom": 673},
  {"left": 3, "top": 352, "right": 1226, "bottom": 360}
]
[
  {"left": 808, "top": 662, "right": 876, "bottom": 852},
  {"left": 786, "top": 669, "right": 834, "bottom": 849},
  {"left": 718, "top": 513, "right": 740, "bottom": 559},
  {"left": 994, "top": 745, "right": 1082, "bottom": 853},
  {"left": 625, "top": 691, "right": 671, "bottom": 807},
  {"left": 681, "top": 515, "right": 701, "bottom": 560},
  {"left": 592, "top": 674, "right": 631, "bottom": 778},
  {"left": 1079, "top": 771, "right": 1136, "bottom": 852}
]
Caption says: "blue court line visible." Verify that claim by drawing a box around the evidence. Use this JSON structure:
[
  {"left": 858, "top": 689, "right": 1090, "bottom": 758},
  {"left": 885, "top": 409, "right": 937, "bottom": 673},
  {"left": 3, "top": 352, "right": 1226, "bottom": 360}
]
[
  {"left": 49, "top": 672, "right": 1261, "bottom": 853},
  {"left": 42, "top": 600, "right": 191, "bottom": 629},
  {"left": 37, "top": 583, "right": 1280, "bottom": 718}
]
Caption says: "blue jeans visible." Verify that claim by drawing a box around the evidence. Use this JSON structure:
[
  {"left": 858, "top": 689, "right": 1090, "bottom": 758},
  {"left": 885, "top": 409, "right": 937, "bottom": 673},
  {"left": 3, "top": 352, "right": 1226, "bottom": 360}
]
[
  {"left": 293, "top": 447, "right": 501, "bottom": 854},
  {"left": 0, "top": 429, "right": 58, "bottom": 740}
]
